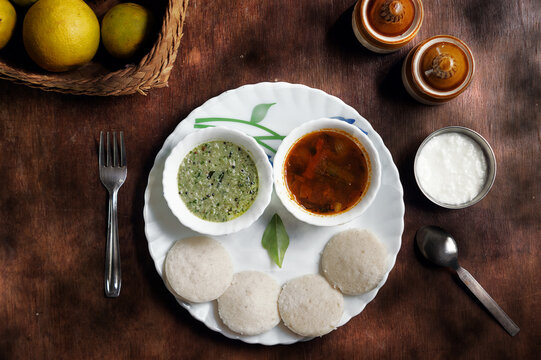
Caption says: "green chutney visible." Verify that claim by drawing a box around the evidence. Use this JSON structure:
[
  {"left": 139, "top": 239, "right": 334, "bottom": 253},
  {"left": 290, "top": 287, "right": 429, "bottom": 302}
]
[{"left": 177, "top": 141, "right": 259, "bottom": 222}]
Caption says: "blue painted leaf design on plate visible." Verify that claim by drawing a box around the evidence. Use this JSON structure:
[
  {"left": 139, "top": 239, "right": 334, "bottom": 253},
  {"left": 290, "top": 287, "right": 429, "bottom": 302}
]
[{"left": 331, "top": 116, "right": 368, "bottom": 135}]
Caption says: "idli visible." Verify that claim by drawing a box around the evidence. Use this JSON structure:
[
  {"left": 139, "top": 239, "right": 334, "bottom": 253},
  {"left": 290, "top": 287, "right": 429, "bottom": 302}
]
[
  {"left": 164, "top": 236, "right": 233, "bottom": 303},
  {"left": 217, "top": 271, "right": 280, "bottom": 336},
  {"left": 278, "top": 274, "right": 343, "bottom": 337},
  {"left": 321, "top": 229, "right": 388, "bottom": 295}
]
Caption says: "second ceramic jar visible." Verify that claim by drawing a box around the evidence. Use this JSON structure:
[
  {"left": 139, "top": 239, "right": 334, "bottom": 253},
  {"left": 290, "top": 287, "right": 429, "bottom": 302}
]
[
  {"left": 402, "top": 35, "right": 475, "bottom": 105},
  {"left": 352, "top": 0, "right": 424, "bottom": 53}
]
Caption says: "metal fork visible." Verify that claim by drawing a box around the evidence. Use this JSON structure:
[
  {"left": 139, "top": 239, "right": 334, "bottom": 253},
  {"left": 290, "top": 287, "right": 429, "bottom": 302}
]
[{"left": 99, "top": 131, "right": 127, "bottom": 297}]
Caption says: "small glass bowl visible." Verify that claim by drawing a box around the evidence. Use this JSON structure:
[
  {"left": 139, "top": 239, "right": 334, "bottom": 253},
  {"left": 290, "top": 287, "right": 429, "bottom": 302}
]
[
  {"left": 414, "top": 126, "right": 496, "bottom": 209},
  {"left": 273, "top": 118, "right": 381, "bottom": 226},
  {"left": 162, "top": 127, "right": 273, "bottom": 235}
]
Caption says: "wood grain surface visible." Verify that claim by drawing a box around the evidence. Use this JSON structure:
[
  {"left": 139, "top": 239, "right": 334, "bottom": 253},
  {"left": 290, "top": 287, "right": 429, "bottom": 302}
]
[{"left": 0, "top": 0, "right": 539, "bottom": 358}]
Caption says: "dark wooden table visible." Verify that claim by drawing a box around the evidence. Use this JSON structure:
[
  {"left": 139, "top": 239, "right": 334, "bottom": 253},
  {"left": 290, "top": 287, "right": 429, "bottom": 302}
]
[{"left": 1, "top": 0, "right": 539, "bottom": 358}]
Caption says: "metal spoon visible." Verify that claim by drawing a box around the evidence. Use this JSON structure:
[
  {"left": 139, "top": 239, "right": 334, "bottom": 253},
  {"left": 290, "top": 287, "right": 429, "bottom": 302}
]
[{"left": 416, "top": 225, "right": 519, "bottom": 336}]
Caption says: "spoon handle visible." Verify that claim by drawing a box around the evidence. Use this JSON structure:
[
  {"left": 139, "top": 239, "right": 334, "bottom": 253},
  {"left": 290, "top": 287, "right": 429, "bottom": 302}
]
[{"left": 457, "top": 267, "right": 520, "bottom": 336}]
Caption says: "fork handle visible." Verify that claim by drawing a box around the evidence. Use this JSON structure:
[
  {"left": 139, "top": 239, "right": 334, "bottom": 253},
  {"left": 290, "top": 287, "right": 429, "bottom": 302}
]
[{"left": 105, "top": 190, "right": 121, "bottom": 297}]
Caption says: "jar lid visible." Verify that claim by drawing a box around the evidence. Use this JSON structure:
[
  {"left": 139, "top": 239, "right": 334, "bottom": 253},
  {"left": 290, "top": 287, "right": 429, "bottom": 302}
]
[
  {"left": 366, "top": 0, "right": 416, "bottom": 37},
  {"left": 412, "top": 36, "right": 475, "bottom": 97}
]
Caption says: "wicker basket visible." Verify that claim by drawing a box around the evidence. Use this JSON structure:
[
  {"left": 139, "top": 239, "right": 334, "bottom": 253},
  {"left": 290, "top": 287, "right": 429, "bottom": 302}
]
[{"left": 0, "top": 0, "right": 189, "bottom": 96}]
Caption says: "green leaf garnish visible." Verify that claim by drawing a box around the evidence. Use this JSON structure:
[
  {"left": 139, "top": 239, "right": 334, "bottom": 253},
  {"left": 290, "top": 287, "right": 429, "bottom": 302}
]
[
  {"left": 261, "top": 214, "right": 289, "bottom": 268},
  {"left": 250, "top": 103, "right": 276, "bottom": 123}
]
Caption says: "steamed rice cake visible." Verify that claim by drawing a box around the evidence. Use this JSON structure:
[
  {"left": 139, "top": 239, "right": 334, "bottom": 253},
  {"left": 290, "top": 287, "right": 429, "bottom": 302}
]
[
  {"left": 278, "top": 274, "right": 343, "bottom": 337},
  {"left": 164, "top": 236, "right": 233, "bottom": 303},
  {"left": 321, "top": 229, "right": 388, "bottom": 295},
  {"left": 217, "top": 271, "right": 280, "bottom": 336}
]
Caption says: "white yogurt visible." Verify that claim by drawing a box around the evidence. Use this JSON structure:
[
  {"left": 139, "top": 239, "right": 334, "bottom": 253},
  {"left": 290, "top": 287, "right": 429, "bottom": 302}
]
[{"left": 415, "top": 132, "right": 488, "bottom": 205}]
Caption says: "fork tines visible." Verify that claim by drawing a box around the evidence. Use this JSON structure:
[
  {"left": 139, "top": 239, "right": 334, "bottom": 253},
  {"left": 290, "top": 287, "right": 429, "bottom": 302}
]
[{"left": 99, "top": 131, "right": 126, "bottom": 167}]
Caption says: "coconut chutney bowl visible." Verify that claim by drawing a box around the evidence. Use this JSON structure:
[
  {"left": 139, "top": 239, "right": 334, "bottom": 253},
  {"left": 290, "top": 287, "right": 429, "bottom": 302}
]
[
  {"left": 273, "top": 118, "right": 381, "bottom": 226},
  {"left": 163, "top": 127, "right": 273, "bottom": 235}
]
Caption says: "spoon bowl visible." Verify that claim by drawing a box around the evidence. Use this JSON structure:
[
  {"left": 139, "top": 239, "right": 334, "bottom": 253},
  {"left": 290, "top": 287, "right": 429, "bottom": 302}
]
[{"left": 416, "top": 226, "right": 459, "bottom": 269}]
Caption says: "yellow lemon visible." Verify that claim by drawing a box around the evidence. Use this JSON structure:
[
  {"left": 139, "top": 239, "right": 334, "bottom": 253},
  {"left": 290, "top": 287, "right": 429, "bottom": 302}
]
[
  {"left": 10, "top": 0, "right": 38, "bottom": 7},
  {"left": 23, "top": 0, "right": 100, "bottom": 72},
  {"left": 0, "top": 0, "right": 16, "bottom": 50},
  {"left": 101, "top": 3, "right": 154, "bottom": 59}
]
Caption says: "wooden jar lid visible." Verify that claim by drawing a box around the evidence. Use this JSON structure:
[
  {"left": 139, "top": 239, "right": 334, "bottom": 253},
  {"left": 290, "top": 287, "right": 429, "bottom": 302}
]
[
  {"left": 419, "top": 41, "right": 469, "bottom": 91},
  {"left": 367, "top": 0, "right": 416, "bottom": 37},
  {"left": 352, "top": 0, "right": 423, "bottom": 53}
]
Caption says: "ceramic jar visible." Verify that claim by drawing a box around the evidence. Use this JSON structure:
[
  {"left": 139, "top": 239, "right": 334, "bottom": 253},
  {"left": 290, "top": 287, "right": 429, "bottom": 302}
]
[
  {"left": 352, "top": 0, "right": 424, "bottom": 53},
  {"left": 402, "top": 35, "right": 475, "bottom": 105}
]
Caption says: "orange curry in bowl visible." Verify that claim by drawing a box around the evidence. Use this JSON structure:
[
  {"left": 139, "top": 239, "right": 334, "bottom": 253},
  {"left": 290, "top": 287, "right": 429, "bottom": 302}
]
[{"left": 284, "top": 129, "right": 371, "bottom": 215}]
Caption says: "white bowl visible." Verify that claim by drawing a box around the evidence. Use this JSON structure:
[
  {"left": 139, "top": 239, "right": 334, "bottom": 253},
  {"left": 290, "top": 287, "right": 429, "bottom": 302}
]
[
  {"left": 273, "top": 118, "right": 381, "bottom": 226},
  {"left": 163, "top": 127, "right": 273, "bottom": 235}
]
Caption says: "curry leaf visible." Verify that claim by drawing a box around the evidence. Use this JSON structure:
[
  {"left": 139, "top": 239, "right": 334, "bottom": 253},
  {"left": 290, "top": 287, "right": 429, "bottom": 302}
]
[
  {"left": 250, "top": 103, "right": 276, "bottom": 123},
  {"left": 261, "top": 214, "right": 289, "bottom": 268}
]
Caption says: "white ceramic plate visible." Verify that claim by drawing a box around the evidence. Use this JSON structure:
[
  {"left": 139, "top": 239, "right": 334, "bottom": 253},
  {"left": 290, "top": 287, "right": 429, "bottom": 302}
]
[{"left": 143, "top": 82, "right": 404, "bottom": 345}]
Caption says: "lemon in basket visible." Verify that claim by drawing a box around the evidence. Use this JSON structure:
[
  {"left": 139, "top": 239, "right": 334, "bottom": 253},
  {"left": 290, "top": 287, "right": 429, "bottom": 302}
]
[
  {"left": 10, "top": 0, "right": 38, "bottom": 7},
  {"left": 22, "top": 0, "right": 100, "bottom": 72},
  {"left": 101, "top": 3, "right": 154, "bottom": 59},
  {"left": 0, "top": 0, "right": 16, "bottom": 50}
]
